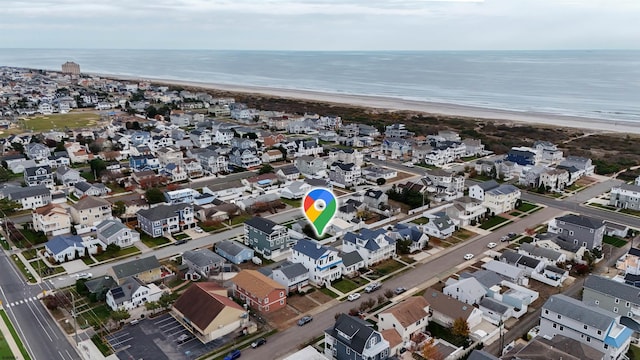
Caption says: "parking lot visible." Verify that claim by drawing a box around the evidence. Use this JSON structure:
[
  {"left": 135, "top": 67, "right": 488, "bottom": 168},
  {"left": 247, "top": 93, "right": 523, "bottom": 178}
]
[{"left": 106, "top": 314, "right": 230, "bottom": 360}]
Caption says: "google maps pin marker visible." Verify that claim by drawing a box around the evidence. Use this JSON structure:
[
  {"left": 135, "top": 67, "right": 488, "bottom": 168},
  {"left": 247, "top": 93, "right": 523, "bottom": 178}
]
[{"left": 302, "top": 188, "right": 337, "bottom": 237}]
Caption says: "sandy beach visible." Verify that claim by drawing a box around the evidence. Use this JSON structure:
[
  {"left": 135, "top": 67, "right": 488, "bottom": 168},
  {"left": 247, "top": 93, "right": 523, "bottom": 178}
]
[{"left": 105, "top": 74, "right": 640, "bottom": 135}]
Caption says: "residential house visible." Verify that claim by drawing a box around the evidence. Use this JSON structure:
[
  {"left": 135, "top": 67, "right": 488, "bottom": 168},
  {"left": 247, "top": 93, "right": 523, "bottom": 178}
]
[
  {"left": 506, "top": 147, "right": 539, "bottom": 166},
  {"left": 24, "top": 165, "right": 54, "bottom": 188},
  {"left": 232, "top": 270, "right": 287, "bottom": 313},
  {"left": 533, "top": 141, "right": 564, "bottom": 164},
  {"left": 108, "top": 256, "right": 163, "bottom": 284},
  {"left": 202, "top": 181, "right": 247, "bottom": 202},
  {"left": 329, "top": 162, "right": 362, "bottom": 188},
  {"left": 500, "top": 334, "right": 606, "bottom": 360},
  {"left": 604, "top": 221, "right": 629, "bottom": 238},
  {"left": 343, "top": 228, "right": 396, "bottom": 266},
  {"left": 341, "top": 250, "right": 366, "bottom": 277},
  {"left": 137, "top": 203, "right": 195, "bottom": 238},
  {"left": 0, "top": 186, "right": 51, "bottom": 210},
  {"left": 423, "top": 288, "right": 483, "bottom": 329},
  {"left": 290, "top": 238, "right": 343, "bottom": 286},
  {"left": 262, "top": 149, "right": 284, "bottom": 163},
  {"left": 215, "top": 240, "right": 254, "bottom": 264},
  {"left": 171, "top": 283, "right": 248, "bottom": 343},
  {"left": 244, "top": 216, "right": 292, "bottom": 260},
  {"left": 105, "top": 276, "right": 163, "bottom": 311},
  {"left": 385, "top": 124, "right": 413, "bottom": 138},
  {"left": 189, "top": 129, "right": 212, "bottom": 148},
  {"left": 469, "top": 180, "right": 521, "bottom": 215},
  {"left": 45, "top": 234, "right": 99, "bottom": 263},
  {"left": 182, "top": 249, "right": 225, "bottom": 278},
  {"left": 188, "top": 148, "right": 230, "bottom": 175},
  {"left": 280, "top": 180, "right": 312, "bottom": 200},
  {"left": 481, "top": 260, "right": 529, "bottom": 286},
  {"left": 324, "top": 314, "right": 390, "bottom": 360},
  {"left": 423, "top": 169, "right": 465, "bottom": 198},
  {"left": 443, "top": 277, "right": 486, "bottom": 305},
  {"left": 462, "top": 138, "right": 485, "bottom": 157},
  {"left": 276, "top": 165, "right": 301, "bottom": 182},
  {"left": 292, "top": 139, "right": 323, "bottom": 158},
  {"left": 272, "top": 261, "right": 310, "bottom": 294},
  {"left": 25, "top": 143, "right": 50, "bottom": 161},
  {"left": 559, "top": 156, "right": 595, "bottom": 176},
  {"left": 156, "top": 146, "right": 184, "bottom": 167},
  {"left": 540, "top": 294, "right": 633, "bottom": 360},
  {"left": 610, "top": 183, "right": 640, "bottom": 210},
  {"left": 183, "top": 158, "right": 204, "bottom": 178},
  {"left": 583, "top": 275, "right": 640, "bottom": 320},
  {"left": 362, "top": 189, "right": 388, "bottom": 210},
  {"left": 387, "top": 223, "right": 429, "bottom": 253},
  {"left": 499, "top": 250, "right": 545, "bottom": 276},
  {"left": 214, "top": 129, "right": 235, "bottom": 145},
  {"left": 32, "top": 203, "right": 71, "bottom": 237},
  {"left": 129, "top": 154, "right": 160, "bottom": 171},
  {"left": 445, "top": 196, "right": 486, "bottom": 227},
  {"left": 229, "top": 148, "right": 261, "bottom": 169},
  {"left": 47, "top": 152, "right": 71, "bottom": 168},
  {"left": 164, "top": 188, "right": 199, "bottom": 204},
  {"left": 362, "top": 167, "right": 397, "bottom": 182},
  {"left": 295, "top": 156, "right": 328, "bottom": 177},
  {"left": 95, "top": 219, "right": 140, "bottom": 248},
  {"left": 7, "top": 159, "right": 37, "bottom": 174},
  {"left": 83, "top": 276, "right": 117, "bottom": 302},
  {"left": 617, "top": 247, "right": 640, "bottom": 276},
  {"left": 518, "top": 243, "right": 566, "bottom": 266},
  {"left": 539, "top": 168, "right": 570, "bottom": 191},
  {"left": 548, "top": 214, "right": 605, "bottom": 250},
  {"left": 69, "top": 196, "right": 113, "bottom": 227},
  {"left": 55, "top": 166, "right": 82, "bottom": 187},
  {"left": 73, "top": 181, "right": 110, "bottom": 198},
  {"left": 381, "top": 138, "right": 413, "bottom": 160},
  {"left": 378, "top": 297, "right": 430, "bottom": 345},
  {"left": 328, "top": 148, "right": 364, "bottom": 166},
  {"left": 422, "top": 213, "right": 456, "bottom": 239},
  {"left": 64, "top": 142, "right": 93, "bottom": 163}
]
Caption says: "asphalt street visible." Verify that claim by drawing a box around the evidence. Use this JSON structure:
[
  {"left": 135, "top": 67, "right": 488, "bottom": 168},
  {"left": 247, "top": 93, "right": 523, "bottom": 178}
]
[{"left": 0, "top": 248, "right": 80, "bottom": 360}]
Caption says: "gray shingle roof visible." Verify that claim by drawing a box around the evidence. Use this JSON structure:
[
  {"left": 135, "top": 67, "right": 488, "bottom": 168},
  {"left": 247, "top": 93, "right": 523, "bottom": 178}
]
[
  {"left": 292, "top": 238, "right": 335, "bottom": 260},
  {"left": 328, "top": 314, "right": 377, "bottom": 354},
  {"left": 24, "top": 165, "right": 51, "bottom": 177},
  {"left": 109, "top": 277, "right": 145, "bottom": 305},
  {"left": 137, "top": 203, "right": 191, "bottom": 221},
  {"left": 476, "top": 180, "right": 499, "bottom": 191},
  {"left": 543, "top": 294, "right": 616, "bottom": 331},
  {"left": 183, "top": 249, "right": 224, "bottom": 268},
  {"left": 71, "top": 196, "right": 111, "bottom": 211},
  {"left": 278, "top": 262, "right": 308, "bottom": 279},
  {"left": 584, "top": 275, "right": 640, "bottom": 306},
  {"left": 520, "top": 243, "right": 564, "bottom": 261},
  {"left": 556, "top": 214, "right": 604, "bottom": 229},
  {"left": 46, "top": 235, "right": 83, "bottom": 255},
  {"left": 216, "top": 239, "right": 252, "bottom": 257},
  {"left": 244, "top": 216, "right": 278, "bottom": 234},
  {"left": 96, "top": 219, "right": 128, "bottom": 239},
  {"left": 341, "top": 250, "right": 364, "bottom": 267},
  {"left": 1, "top": 185, "right": 50, "bottom": 200},
  {"left": 479, "top": 297, "right": 510, "bottom": 314},
  {"left": 111, "top": 256, "right": 160, "bottom": 280}
]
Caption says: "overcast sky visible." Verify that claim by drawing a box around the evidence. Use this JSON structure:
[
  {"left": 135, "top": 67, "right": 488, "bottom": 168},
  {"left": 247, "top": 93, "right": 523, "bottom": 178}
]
[{"left": 1, "top": 0, "right": 638, "bottom": 50}]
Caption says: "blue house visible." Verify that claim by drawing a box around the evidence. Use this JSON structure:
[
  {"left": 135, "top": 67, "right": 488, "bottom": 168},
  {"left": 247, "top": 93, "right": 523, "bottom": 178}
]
[
  {"left": 129, "top": 155, "right": 160, "bottom": 171},
  {"left": 324, "top": 314, "right": 390, "bottom": 360},
  {"left": 215, "top": 239, "right": 254, "bottom": 264},
  {"left": 45, "top": 235, "right": 86, "bottom": 263},
  {"left": 130, "top": 131, "right": 151, "bottom": 147},
  {"left": 506, "top": 149, "right": 536, "bottom": 166}
]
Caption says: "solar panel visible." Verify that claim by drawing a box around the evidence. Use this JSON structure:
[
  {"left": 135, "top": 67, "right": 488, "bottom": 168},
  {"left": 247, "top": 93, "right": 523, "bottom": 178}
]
[{"left": 111, "top": 287, "right": 125, "bottom": 299}]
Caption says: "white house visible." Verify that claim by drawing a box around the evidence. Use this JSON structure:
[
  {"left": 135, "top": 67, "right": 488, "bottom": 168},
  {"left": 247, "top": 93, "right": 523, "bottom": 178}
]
[
  {"left": 342, "top": 228, "right": 396, "bottom": 266},
  {"left": 422, "top": 213, "right": 456, "bottom": 239},
  {"left": 443, "top": 277, "right": 486, "bottom": 305},
  {"left": 289, "top": 239, "right": 342, "bottom": 286},
  {"left": 105, "top": 276, "right": 163, "bottom": 311},
  {"left": 378, "top": 297, "right": 430, "bottom": 345},
  {"left": 95, "top": 219, "right": 140, "bottom": 248},
  {"left": 32, "top": 203, "right": 71, "bottom": 237}
]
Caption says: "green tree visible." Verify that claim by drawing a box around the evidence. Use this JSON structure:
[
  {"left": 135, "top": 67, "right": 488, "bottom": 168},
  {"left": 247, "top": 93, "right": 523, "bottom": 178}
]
[
  {"left": 145, "top": 106, "right": 158, "bottom": 119},
  {"left": 0, "top": 198, "right": 20, "bottom": 215},
  {"left": 112, "top": 201, "right": 126, "bottom": 217},
  {"left": 376, "top": 178, "right": 386, "bottom": 186},
  {"left": 145, "top": 188, "right": 165, "bottom": 204},
  {"left": 452, "top": 317, "right": 470, "bottom": 342},
  {"left": 75, "top": 279, "right": 89, "bottom": 296},
  {"left": 258, "top": 164, "right": 274, "bottom": 175},
  {"left": 111, "top": 309, "right": 131, "bottom": 323},
  {"left": 11, "top": 142, "right": 24, "bottom": 153},
  {"left": 89, "top": 158, "right": 107, "bottom": 178},
  {"left": 158, "top": 292, "right": 178, "bottom": 309},
  {"left": 145, "top": 301, "right": 160, "bottom": 315},
  {"left": 396, "top": 238, "right": 413, "bottom": 254}
]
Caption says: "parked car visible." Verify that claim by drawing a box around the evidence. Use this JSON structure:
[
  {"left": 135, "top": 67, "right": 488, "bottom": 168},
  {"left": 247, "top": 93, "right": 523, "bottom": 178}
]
[
  {"left": 176, "top": 334, "right": 192, "bottom": 344},
  {"left": 297, "top": 315, "right": 313, "bottom": 326},
  {"left": 500, "top": 235, "right": 510, "bottom": 242},
  {"left": 394, "top": 287, "right": 407, "bottom": 295},
  {"left": 251, "top": 338, "right": 267, "bottom": 348},
  {"left": 463, "top": 253, "right": 474, "bottom": 260},
  {"left": 76, "top": 272, "right": 92, "bottom": 279},
  {"left": 174, "top": 239, "right": 187, "bottom": 246},
  {"left": 224, "top": 349, "right": 241, "bottom": 360},
  {"left": 508, "top": 232, "right": 518, "bottom": 239},
  {"left": 194, "top": 226, "right": 204, "bottom": 233},
  {"left": 364, "top": 282, "right": 382, "bottom": 293},
  {"left": 347, "top": 293, "right": 361, "bottom": 301},
  {"left": 487, "top": 242, "right": 497, "bottom": 249}
]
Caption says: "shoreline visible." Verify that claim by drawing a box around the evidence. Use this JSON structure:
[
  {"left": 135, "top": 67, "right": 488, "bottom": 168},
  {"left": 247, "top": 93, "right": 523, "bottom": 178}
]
[{"left": 97, "top": 73, "right": 640, "bottom": 135}]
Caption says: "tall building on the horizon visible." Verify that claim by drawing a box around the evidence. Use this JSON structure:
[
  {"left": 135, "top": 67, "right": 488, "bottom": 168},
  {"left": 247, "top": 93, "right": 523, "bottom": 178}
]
[{"left": 61, "top": 61, "right": 80, "bottom": 75}]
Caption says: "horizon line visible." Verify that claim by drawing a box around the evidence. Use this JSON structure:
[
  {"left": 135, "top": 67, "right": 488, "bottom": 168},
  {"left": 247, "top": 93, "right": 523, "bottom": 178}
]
[{"left": 0, "top": 47, "right": 638, "bottom": 52}]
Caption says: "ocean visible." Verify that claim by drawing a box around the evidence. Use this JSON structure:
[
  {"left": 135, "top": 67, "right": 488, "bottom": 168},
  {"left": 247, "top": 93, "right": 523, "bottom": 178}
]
[{"left": 1, "top": 49, "right": 639, "bottom": 122}]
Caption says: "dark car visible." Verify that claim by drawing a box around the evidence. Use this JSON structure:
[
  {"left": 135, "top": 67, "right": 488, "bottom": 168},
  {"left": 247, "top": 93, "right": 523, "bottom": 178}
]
[
  {"left": 297, "top": 315, "right": 313, "bottom": 326},
  {"left": 251, "top": 338, "right": 267, "bottom": 348},
  {"left": 174, "top": 239, "right": 187, "bottom": 246},
  {"left": 224, "top": 349, "right": 241, "bottom": 360}
]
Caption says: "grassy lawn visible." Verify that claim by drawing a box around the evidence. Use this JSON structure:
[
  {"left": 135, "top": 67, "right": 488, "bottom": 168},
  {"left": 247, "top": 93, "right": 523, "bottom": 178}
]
[
  {"left": 604, "top": 235, "right": 627, "bottom": 248},
  {"left": 319, "top": 287, "right": 339, "bottom": 298},
  {"left": 21, "top": 248, "right": 39, "bottom": 260},
  {"left": 91, "top": 334, "right": 112, "bottom": 356},
  {"left": 20, "top": 228, "right": 48, "bottom": 245},
  {"left": 0, "top": 310, "right": 31, "bottom": 360},
  {"left": 230, "top": 214, "right": 252, "bottom": 226},
  {"left": 31, "top": 259, "right": 65, "bottom": 277},
  {"left": 11, "top": 255, "right": 35, "bottom": 283},
  {"left": 173, "top": 233, "right": 191, "bottom": 241},
  {"left": 509, "top": 211, "right": 522, "bottom": 217},
  {"left": 106, "top": 183, "right": 127, "bottom": 194},
  {"left": 0, "top": 238, "right": 9, "bottom": 250},
  {"left": 372, "top": 259, "right": 405, "bottom": 276},
  {"left": 80, "top": 171, "right": 95, "bottom": 182},
  {"left": 589, "top": 203, "right": 618, "bottom": 211},
  {"left": 627, "top": 345, "right": 640, "bottom": 360},
  {"left": 82, "top": 257, "right": 96, "bottom": 265},
  {"left": 281, "top": 198, "right": 301, "bottom": 208},
  {"left": 199, "top": 221, "right": 227, "bottom": 232},
  {"left": 140, "top": 234, "right": 171, "bottom": 248},
  {"left": 470, "top": 174, "right": 495, "bottom": 182},
  {"left": 518, "top": 236, "right": 534, "bottom": 244},
  {"left": 517, "top": 202, "right": 538, "bottom": 212},
  {"left": 452, "top": 229, "right": 476, "bottom": 240},
  {"left": 620, "top": 208, "right": 640, "bottom": 217},
  {"left": 479, "top": 216, "right": 509, "bottom": 230},
  {"left": 411, "top": 217, "right": 430, "bottom": 225},
  {"left": 416, "top": 163, "right": 437, "bottom": 170},
  {"left": 332, "top": 278, "right": 359, "bottom": 294},
  {"left": 426, "top": 321, "right": 467, "bottom": 348},
  {"left": 78, "top": 304, "right": 112, "bottom": 328},
  {"left": 20, "top": 112, "right": 100, "bottom": 132},
  {"left": 94, "top": 246, "right": 140, "bottom": 262},
  {"left": 0, "top": 329, "right": 14, "bottom": 358}
]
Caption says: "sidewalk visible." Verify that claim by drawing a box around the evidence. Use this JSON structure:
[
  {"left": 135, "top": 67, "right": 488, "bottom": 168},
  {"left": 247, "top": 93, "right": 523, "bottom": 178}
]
[
  {"left": 0, "top": 306, "right": 26, "bottom": 360},
  {"left": 14, "top": 251, "right": 42, "bottom": 284}
]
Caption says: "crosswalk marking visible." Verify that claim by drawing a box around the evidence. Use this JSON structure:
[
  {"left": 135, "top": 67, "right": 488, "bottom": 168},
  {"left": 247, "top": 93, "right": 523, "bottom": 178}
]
[{"left": 4, "top": 297, "right": 38, "bottom": 308}]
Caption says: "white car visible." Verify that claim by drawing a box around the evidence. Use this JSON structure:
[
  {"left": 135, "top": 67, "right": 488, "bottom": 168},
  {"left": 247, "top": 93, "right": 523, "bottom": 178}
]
[
  {"left": 347, "top": 293, "right": 361, "bottom": 302},
  {"left": 487, "top": 242, "right": 497, "bottom": 249},
  {"left": 194, "top": 227, "right": 204, "bottom": 233},
  {"left": 463, "top": 253, "right": 474, "bottom": 261},
  {"left": 76, "top": 272, "right": 93, "bottom": 280}
]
